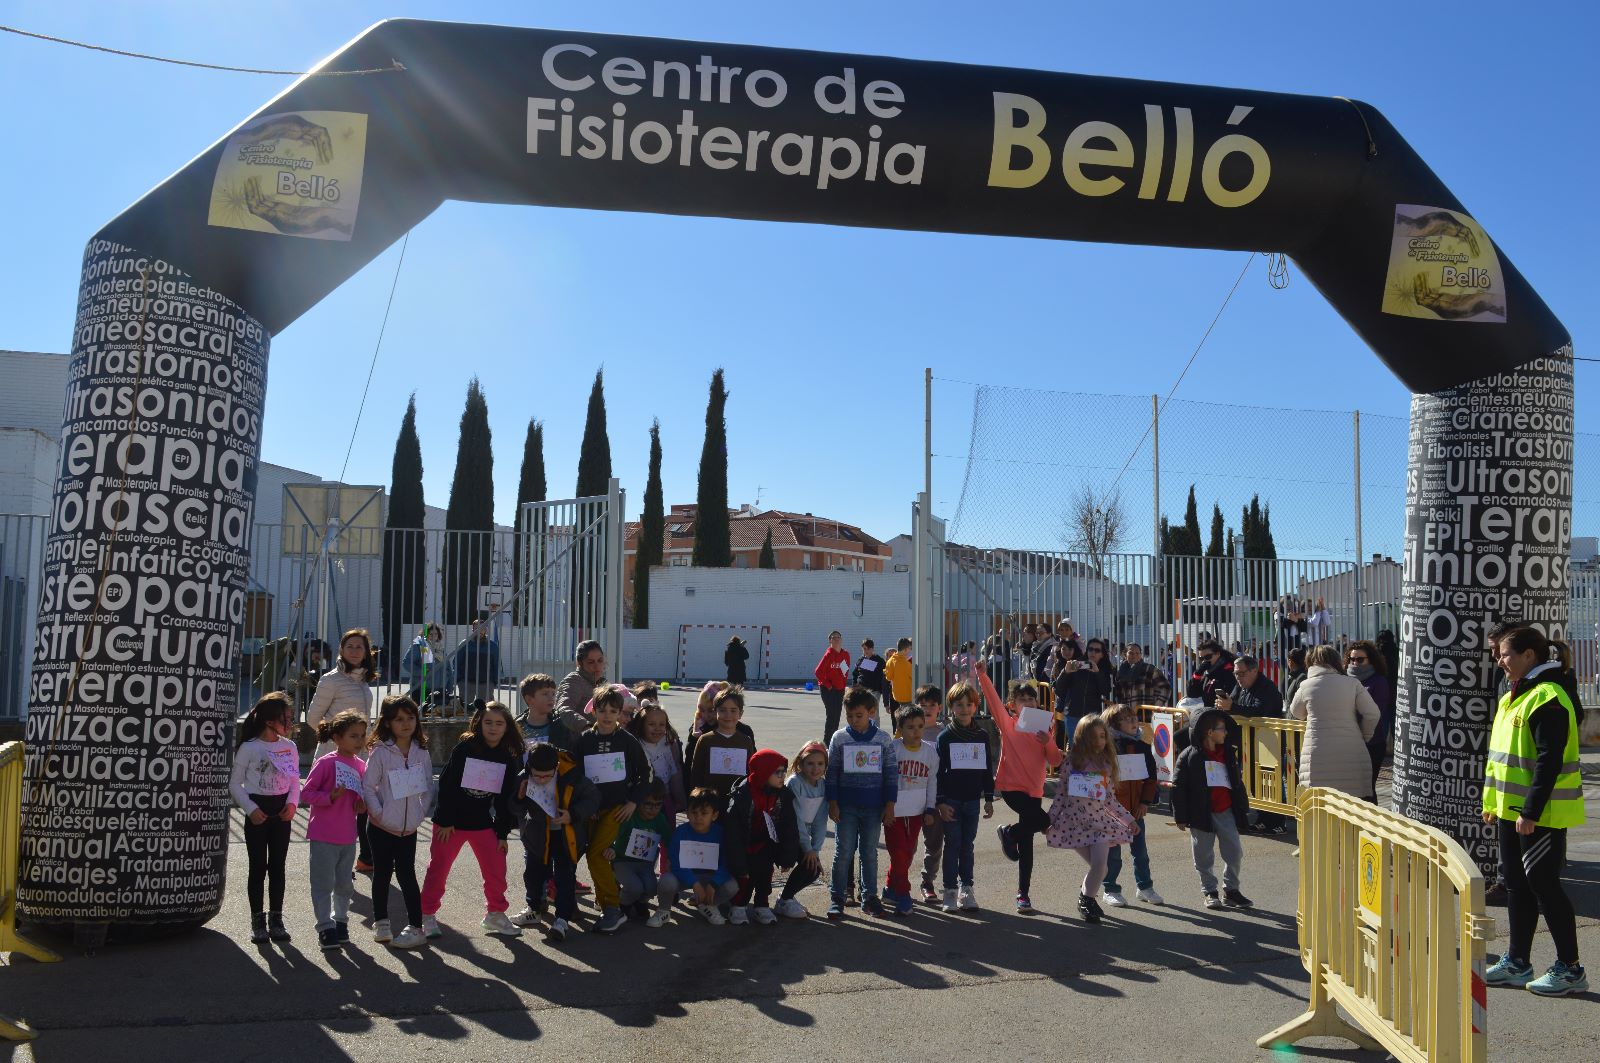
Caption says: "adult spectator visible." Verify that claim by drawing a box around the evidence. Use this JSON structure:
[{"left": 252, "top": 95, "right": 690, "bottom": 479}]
[
  {"left": 452, "top": 619, "right": 502, "bottom": 709},
  {"left": 1050, "top": 638, "right": 1111, "bottom": 744},
  {"left": 1017, "top": 623, "right": 1038, "bottom": 665},
  {"left": 1305, "top": 597, "right": 1331, "bottom": 645},
  {"left": 400, "top": 624, "right": 453, "bottom": 707},
  {"left": 1345, "top": 640, "right": 1394, "bottom": 796},
  {"left": 814, "top": 630, "right": 850, "bottom": 741},
  {"left": 851, "top": 638, "right": 887, "bottom": 700},
  {"left": 555, "top": 639, "right": 608, "bottom": 718},
  {"left": 1113, "top": 642, "right": 1172, "bottom": 707},
  {"left": 725, "top": 635, "right": 750, "bottom": 686},
  {"left": 982, "top": 631, "right": 1012, "bottom": 691},
  {"left": 1289, "top": 645, "right": 1380, "bottom": 800},
  {"left": 305, "top": 627, "right": 378, "bottom": 871},
  {"left": 1375, "top": 629, "right": 1400, "bottom": 689},
  {"left": 1215, "top": 654, "right": 1288, "bottom": 834},
  {"left": 1274, "top": 596, "right": 1304, "bottom": 667},
  {"left": 255, "top": 636, "right": 298, "bottom": 695},
  {"left": 1187, "top": 640, "right": 1236, "bottom": 706},
  {"left": 1282, "top": 647, "right": 1309, "bottom": 706}
]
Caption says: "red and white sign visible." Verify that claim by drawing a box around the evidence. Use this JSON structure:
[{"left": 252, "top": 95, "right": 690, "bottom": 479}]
[{"left": 1151, "top": 712, "right": 1175, "bottom": 784}]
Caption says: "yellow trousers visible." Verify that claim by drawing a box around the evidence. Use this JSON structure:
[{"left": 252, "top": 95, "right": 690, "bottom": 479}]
[{"left": 585, "top": 810, "right": 624, "bottom": 910}]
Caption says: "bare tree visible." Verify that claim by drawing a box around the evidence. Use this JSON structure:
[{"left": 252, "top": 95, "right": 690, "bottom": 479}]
[{"left": 1062, "top": 483, "right": 1126, "bottom": 576}]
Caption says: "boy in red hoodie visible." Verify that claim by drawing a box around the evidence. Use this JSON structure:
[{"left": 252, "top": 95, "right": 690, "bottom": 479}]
[{"left": 722, "top": 748, "right": 800, "bottom": 925}]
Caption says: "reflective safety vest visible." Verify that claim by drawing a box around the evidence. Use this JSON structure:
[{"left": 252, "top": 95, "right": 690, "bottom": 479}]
[{"left": 1483, "top": 680, "right": 1584, "bottom": 829}]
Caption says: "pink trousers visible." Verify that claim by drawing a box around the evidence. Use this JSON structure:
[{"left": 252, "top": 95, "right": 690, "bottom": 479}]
[{"left": 420, "top": 828, "right": 508, "bottom": 915}]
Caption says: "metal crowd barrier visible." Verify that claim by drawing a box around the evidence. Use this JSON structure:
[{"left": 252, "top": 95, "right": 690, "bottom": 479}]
[
  {"left": 1259, "top": 786, "right": 1489, "bottom": 1063},
  {"left": 1, "top": 741, "right": 60, "bottom": 1042},
  {"left": 1238, "top": 716, "right": 1305, "bottom": 818}
]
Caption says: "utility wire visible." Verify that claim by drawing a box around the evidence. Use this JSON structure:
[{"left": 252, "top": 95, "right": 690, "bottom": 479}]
[
  {"left": 0, "top": 24, "right": 403, "bottom": 75},
  {"left": 338, "top": 233, "right": 409, "bottom": 486}
]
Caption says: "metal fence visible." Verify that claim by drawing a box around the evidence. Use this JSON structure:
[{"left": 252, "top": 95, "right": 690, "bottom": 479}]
[{"left": 0, "top": 482, "right": 624, "bottom": 721}]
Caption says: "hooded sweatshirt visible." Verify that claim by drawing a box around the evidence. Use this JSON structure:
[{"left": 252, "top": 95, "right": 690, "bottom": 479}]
[
  {"left": 884, "top": 650, "right": 914, "bottom": 703},
  {"left": 434, "top": 738, "right": 521, "bottom": 839},
  {"left": 363, "top": 738, "right": 436, "bottom": 835},
  {"left": 301, "top": 750, "right": 366, "bottom": 845},
  {"left": 517, "top": 749, "right": 600, "bottom": 864},
  {"left": 787, "top": 770, "right": 829, "bottom": 856},
  {"left": 825, "top": 719, "right": 898, "bottom": 808},
  {"left": 977, "top": 668, "right": 1061, "bottom": 798},
  {"left": 572, "top": 725, "right": 653, "bottom": 810},
  {"left": 722, "top": 749, "right": 800, "bottom": 877},
  {"left": 1170, "top": 707, "right": 1249, "bottom": 833},
  {"left": 936, "top": 719, "right": 997, "bottom": 804}
]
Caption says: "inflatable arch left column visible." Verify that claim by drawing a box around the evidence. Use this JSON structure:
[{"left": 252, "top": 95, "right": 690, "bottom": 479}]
[{"left": 20, "top": 239, "right": 268, "bottom": 932}]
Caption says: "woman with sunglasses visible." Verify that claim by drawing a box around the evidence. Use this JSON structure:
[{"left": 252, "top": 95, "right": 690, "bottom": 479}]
[
  {"left": 1344, "top": 640, "right": 1393, "bottom": 795},
  {"left": 1050, "top": 638, "right": 1113, "bottom": 747}
]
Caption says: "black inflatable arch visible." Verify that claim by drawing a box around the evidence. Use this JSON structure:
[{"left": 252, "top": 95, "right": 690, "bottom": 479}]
[{"left": 24, "top": 20, "right": 1573, "bottom": 928}]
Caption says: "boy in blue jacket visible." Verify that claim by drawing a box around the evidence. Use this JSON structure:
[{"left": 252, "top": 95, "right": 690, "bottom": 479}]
[
  {"left": 652, "top": 787, "right": 739, "bottom": 926},
  {"left": 826, "top": 686, "right": 899, "bottom": 919}
]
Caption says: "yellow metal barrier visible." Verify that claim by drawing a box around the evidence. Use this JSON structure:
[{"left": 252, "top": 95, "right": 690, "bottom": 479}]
[
  {"left": 1259, "top": 787, "right": 1489, "bottom": 1062},
  {"left": 2, "top": 741, "right": 60, "bottom": 1042},
  {"left": 1238, "top": 716, "right": 1305, "bottom": 818}
]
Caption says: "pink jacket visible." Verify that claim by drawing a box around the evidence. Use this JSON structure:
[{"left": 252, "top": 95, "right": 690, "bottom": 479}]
[
  {"left": 302, "top": 751, "right": 366, "bottom": 845},
  {"left": 979, "top": 668, "right": 1063, "bottom": 798}
]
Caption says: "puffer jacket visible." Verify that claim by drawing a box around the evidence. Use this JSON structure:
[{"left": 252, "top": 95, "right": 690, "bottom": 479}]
[
  {"left": 1290, "top": 665, "right": 1380, "bottom": 798},
  {"left": 517, "top": 749, "right": 600, "bottom": 864},
  {"left": 306, "top": 666, "right": 374, "bottom": 757}
]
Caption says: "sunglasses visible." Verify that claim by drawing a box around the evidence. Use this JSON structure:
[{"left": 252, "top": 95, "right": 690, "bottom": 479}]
[{"left": 1348, "top": 655, "right": 1368, "bottom": 664}]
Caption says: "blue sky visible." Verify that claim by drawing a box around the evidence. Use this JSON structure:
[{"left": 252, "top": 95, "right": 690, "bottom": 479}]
[{"left": 2, "top": 1, "right": 1594, "bottom": 553}]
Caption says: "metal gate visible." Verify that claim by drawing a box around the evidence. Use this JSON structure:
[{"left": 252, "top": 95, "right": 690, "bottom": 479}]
[{"left": 512, "top": 480, "right": 626, "bottom": 685}]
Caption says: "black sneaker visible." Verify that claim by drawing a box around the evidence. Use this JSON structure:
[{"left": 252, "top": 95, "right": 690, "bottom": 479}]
[
  {"left": 997, "top": 824, "right": 1020, "bottom": 862},
  {"left": 1078, "top": 893, "right": 1101, "bottom": 924},
  {"left": 267, "top": 912, "right": 292, "bottom": 942},
  {"left": 335, "top": 921, "right": 350, "bottom": 944},
  {"left": 1223, "top": 889, "right": 1254, "bottom": 909},
  {"left": 249, "top": 913, "right": 270, "bottom": 945},
  {"left": 1484, "top": 882, "right": 1509, "bottom": 908},
  {"left": 318, "top": 926, "right": 340, "bottom": 951}
]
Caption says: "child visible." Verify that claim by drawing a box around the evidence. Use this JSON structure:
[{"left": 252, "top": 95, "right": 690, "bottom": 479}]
[
  {"left": 914, "top": 685, "right": 946, "bottom": 903},
  {"left": 574, "top": 685, "right": 655, "bottom": 934},
  {"left": 685, "top": 680, "right": 752, "bottom": 766},
  {"left": 689, "top": 686, "right": 758, "bottom": 798},
  {"left": 654, "top": 787, "right": 740, "bottom": 926},
  {"left": 982, "top": 669, "right": 1064, "bottom": 914},
  {"left": 229, "top": 691, "right": 301, "bottom": 944},
  {"left": 722, "top": 748, "right": 798, "bottom": 925},
  {"left": 302, "top": 710, "right": 369, "bottom": 950},
  {"left": 1101, "top": 705, "right": 1163, "bottom": 907},
  {"left": 517, "top": 672, "right": 584, "bottom": 751},
  {"left": 825, "top": 686, "right": 898, "bottom": 919},
  {"left": 1047, "top": 715, "right": 1137, "bottom": 923},
  {"left": 779, "top": 742, "right": 829, "bottom": 919},
  {"left": 934, "top": 682, "right": 995, "bottom": 912},
  {"left": 1171, "top": 707, "right": 1252, "bottom": 911},
  {"left": 603, "top": 779, "right": 671, "bottom": 929},
  {"left": 514, "top": 742, "right": 598, "bottom": 943},
  {"left": 886, "top": 706, "right": 939, "bottom": 915},
  {"left": 884, "top": 637, "right": 914, "bottom": 712},
  {"left": 628, "top": 700, "right": 688, "bottom": 873},
  {"left": 362, "top": 695, "right": 435, "bottom": 949},
  {"left": 420, "top": 701, "right": 526, "bottom": 938}
]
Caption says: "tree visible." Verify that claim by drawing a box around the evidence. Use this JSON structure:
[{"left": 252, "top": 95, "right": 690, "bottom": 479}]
[
  {"left": 1180, "top": 486, "right": 1203, "bottom": 556},
  {"left": 1204, "top": 501, "right": 1231, "bottom": 599},
  {"left": 513, "top": 419, "right": 546, "bottom": 621},
  {"left": 1205, "top": 504, "right": 1226, "bottom": 557},
  {"left": 382, "top": 395, "right": 426, "bottom": 659},
  {"left": 692, "top": 368, "right": 733, "bottom": 567},
  {"left": 634, "top": 420, "right": 664, "bottom": 627},
  {"left": 1062, "top": 483, "right": 1125, "bottom": 576},
  {"left": 575, "top": 369, "right": 612, "bottom": 498},
  {"left": 442, "top": 378, "right": 494, "bottom": 624},
  {"left": 758, "top": 527, "right": 777, "bottom": 569}
]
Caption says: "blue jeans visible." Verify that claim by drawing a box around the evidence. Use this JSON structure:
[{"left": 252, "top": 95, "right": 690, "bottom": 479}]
[
  {"left": 832, "top": 805, "right": 882, "bottom": 903},
  {"left": 940, "top": 798, "right": 981, "bottom": 889},
  {"left": 1104, "top": 820, "right": 1153, "bottom": 892}
]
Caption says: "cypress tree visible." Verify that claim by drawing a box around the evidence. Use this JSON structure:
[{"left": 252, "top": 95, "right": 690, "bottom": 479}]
[
  {"left": 513, "top": 419, "right": 547, "bottom": 621},
  {"left": 634, "top": 420, "right": 664, "bottom": 627},
  {"left": 758, "top": 527, "right": 777, "bottom": 569},
  {"left": 692, "top": 368, "right": 733, "bottom": 567},
  {"left": 382, "top": 395, "right": 426, "bottom": 660},
  {"left": 442, "top": 378, "right": 494, "bottom": 624},
  {"left": 575, "top": 369, "right": 612, "bottom": 498},
  {"left": 1205, "top": 504, "right": 1226, "bottom": 557},
  {"left": 1180, "top": 485, "right": 1203, "bottom": 556}
]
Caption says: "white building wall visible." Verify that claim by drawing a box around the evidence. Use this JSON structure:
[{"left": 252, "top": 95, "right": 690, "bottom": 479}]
[
  {"left": 0, "top": 430, "right": 58, "bottom": 516},
  {"left": 0, "top": 351, "right": 70, "bottom": 440},
  {"left": 621, "top": 566, "right": 913, "bottom": 684}
]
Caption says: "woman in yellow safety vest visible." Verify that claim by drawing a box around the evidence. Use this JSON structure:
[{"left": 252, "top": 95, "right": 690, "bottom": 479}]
[{"left": 1482, "top": 626, "right": 1587, "bottom": 996}]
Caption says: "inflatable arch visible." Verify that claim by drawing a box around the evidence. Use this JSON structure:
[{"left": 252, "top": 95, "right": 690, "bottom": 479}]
[{"left": 23, "top": 21, "right": 1572, "bottom": 928}]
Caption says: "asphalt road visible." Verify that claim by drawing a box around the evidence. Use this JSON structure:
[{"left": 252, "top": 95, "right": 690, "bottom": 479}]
[{"left": 3, "top": 687, "right": 1596, "bottom": 1062}]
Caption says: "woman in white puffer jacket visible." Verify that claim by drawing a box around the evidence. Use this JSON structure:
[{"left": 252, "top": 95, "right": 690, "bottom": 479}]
[{"left": 1289, "top": 644, "right": 1382, "bottom": 799}]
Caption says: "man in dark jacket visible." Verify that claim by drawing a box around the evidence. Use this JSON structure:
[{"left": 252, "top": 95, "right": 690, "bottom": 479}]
[
  {"left": 453, "top": 620, "right": 501, "bottom": 707},
  {"left": 1171, "top": 707, "right": 1252, "bottom": 909},
  {"left": 1217, "top": 655, "right": 1288, "bottom": 835}
]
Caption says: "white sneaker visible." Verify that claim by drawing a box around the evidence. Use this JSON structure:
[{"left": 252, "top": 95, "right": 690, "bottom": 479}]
[
  {"left": 697, "top": 903, "right": 727, "bottom": 926},
  {"left": 1203, "top": 892, "right": 1225, "bottom": 909},
  {"left": 728, "top": 905, "right": 750, "bottom": 926},
  {"left": 957, "top": 885, "right": 979, "bottom": 911},
  {"left": 1137, "top": 887, "right": 1165, "bottom": 905},
  {"left": 1102, "top": 890, "right": 1129, "bottom": 908},
  {"left": 511, "top": 905, "right": 543, "bottom": 928},
  {"left": 481, "top": 910, "right": 521, "bottom": 936},
  {"left": 372, "top": 918, "right": 393, "bottom": 943},
  {"left": 422, "top": 915, "right": 441, "bottom": 939},
  {"left": 941, "top": 889, "right": 959, "bottom": 913},
  {"left": 646, "top": 907, "right": 672, "bottom": 928},
  {"left": 775, "top": 898, "right": 810, "bottom": 920},
  {"left": 752, "top": 906, "right": 778, "bottom": 925},
  {"left": 546, "top": 917, "right": 570, "bottom": 943},
  {"left": 391, "top": 926, "right": 427, "bottom": 949}
]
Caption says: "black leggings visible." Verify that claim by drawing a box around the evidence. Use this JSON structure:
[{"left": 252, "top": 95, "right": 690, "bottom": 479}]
[
  {"left": 368, "top": 826, "right": 421, "bottom": 926},
  {"left": 737, "top": 845, "right": 776, "bottom": 907},
  {"left": 243, "top": 793, "right": 291, "bottom": 914},
  {"left": 356, "top": 812, "right": 372, "bottom": 864},
  {"left": 820, "top": 687, "right": 844, "bottom": 743},
  {"left": 780, "top": 857, "right": 821, "bottom": 900},
  {"left": 1001, "top": 791, "right": 1052, "bottom": 895},
  {"left": 1500, "top": 819, "right": 1579, "bottom": 965}
]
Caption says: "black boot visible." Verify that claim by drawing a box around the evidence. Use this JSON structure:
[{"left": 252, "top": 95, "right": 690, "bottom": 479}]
[
  {"left": 267, "top": 911, "right": 292, "bottom": 942},
  {"left": 1078, "top": 893, "right": 1102, "bottom": 924},
  {"left": 250, "top": 912, "right": 269, "bottom": 944}
]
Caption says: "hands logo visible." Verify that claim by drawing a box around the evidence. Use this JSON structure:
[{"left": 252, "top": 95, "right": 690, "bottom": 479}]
[{"left": 209, "top": 111, "right": 368, "bottom": 241}]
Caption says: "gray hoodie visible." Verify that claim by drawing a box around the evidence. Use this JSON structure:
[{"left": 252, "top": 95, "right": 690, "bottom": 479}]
[{"left": 362, "top": 738, "right": 436, "bottom": 835}]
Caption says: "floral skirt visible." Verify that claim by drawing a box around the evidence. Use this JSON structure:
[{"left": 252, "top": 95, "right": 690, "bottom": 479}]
[{"left": 1045, "top": 793, "right": 1137, "bottom": 850}]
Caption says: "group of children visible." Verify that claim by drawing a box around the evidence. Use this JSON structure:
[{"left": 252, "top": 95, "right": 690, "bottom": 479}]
[{"left": 229, "top": 665, "right": 1255, "bottom": 950}]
